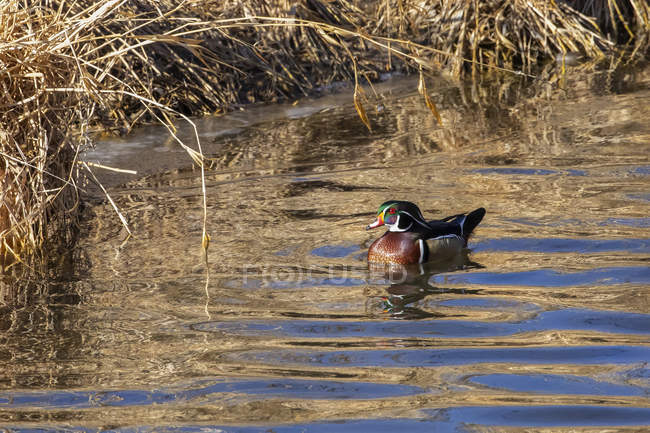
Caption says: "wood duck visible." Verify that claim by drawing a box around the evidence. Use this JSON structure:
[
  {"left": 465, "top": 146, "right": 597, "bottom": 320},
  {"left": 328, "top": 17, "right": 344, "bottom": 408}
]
[{"left": 366, "top": 200, "right": 485, "bottom": 265}]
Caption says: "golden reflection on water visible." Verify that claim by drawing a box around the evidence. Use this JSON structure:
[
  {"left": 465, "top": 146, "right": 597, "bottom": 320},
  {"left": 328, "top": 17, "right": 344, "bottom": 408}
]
[{"left": 1, "top": 63, "right": 649, "bottom": 430}]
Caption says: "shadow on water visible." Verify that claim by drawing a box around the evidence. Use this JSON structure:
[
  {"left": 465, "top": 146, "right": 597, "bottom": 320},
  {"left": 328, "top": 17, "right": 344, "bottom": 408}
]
[{"left": 2, "top": 62, "right": 650, "bottom": 430}]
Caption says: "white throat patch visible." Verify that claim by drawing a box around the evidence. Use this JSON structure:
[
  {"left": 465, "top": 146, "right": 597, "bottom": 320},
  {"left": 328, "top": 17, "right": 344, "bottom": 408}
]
[{"left": 387, "top": 214, "right": 412, "bottom": 232}]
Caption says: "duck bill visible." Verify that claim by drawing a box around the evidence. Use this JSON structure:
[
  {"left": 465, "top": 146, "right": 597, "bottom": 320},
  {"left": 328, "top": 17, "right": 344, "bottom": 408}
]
[{"left": 366, "top": 215, "right": 384, "bottom": 230}]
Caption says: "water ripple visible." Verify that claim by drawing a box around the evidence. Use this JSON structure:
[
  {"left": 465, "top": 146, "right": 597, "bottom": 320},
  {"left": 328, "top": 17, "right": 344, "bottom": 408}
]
[
  {"left": 228, "top": 346, "right": 650, "bottom": 367},
  {"left": 472, "top": 237, "right": 650, "bottom": 253},
  {"left": 468, "top": 373, "right": 648, "bottom": 396},
  {"left": 430, "top": 266, "right": 650, "bottom": 287},
  {"left": 0, "top": 378, "right": 423, "bottom": 409},
  {"left": 11, "top": 406, "right": 649, "bottom": 432},
  {"left": 192, "top": 308, "right": 650, "bottom": 338}
]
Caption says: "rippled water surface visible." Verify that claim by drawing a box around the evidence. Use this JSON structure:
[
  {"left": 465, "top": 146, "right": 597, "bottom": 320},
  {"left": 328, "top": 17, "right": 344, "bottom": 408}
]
[{"left": 2, "top": 63, "right": 650, "bottom": 432}]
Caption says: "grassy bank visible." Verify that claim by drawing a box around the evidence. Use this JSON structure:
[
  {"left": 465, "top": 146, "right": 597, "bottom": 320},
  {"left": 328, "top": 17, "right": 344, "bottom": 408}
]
[{"left": 1, "top": 0, "right": 648, "bottom": 275}]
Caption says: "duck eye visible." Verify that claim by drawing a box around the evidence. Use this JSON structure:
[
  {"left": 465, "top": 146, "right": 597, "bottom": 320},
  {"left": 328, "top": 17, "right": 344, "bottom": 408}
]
[{"left": 387, "top": 208, "right": 396, "bottom": 215}]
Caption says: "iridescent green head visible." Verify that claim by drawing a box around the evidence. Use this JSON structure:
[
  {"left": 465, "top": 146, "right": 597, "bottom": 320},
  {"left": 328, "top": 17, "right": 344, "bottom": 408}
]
[{"left": 366, "top": 200, "right": 427, "bottom": 232}]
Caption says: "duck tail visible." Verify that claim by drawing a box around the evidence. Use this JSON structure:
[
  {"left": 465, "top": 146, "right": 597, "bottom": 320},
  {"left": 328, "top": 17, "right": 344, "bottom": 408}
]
[{"left": 460, "top": 207, "right": 486, "bottom": 240}]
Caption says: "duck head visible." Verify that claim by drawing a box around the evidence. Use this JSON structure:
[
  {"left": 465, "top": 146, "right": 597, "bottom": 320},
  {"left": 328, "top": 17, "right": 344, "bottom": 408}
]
[{"left": 366, "top": 200, "right": 430, "bottom": 232}]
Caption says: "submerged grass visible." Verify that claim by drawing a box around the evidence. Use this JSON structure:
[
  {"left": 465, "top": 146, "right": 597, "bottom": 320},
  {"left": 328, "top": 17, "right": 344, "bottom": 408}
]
[{"left": 0, "top": 0, "right": 648, "bottom": 278}]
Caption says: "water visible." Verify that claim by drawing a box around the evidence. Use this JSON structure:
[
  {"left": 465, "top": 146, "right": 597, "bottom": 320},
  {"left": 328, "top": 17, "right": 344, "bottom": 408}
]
[{"left": 1, "top": 63, "right": 649, "bottom": 431}]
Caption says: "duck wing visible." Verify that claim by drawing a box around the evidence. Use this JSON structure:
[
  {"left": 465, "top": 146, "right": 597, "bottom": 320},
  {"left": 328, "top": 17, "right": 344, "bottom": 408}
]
[{"left": 425, "top": 207, "right": 486, "bottom": 242}]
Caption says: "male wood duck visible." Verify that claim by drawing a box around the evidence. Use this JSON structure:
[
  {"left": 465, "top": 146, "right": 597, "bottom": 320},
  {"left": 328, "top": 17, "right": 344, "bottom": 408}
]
[{"left": 366, "top": 200, "right": 485, "bottom": 265}]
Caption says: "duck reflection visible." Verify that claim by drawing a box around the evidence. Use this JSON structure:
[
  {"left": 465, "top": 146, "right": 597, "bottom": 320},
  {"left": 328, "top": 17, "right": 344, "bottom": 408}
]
[{"left": 367, "top": 251, "right": 483, "bottom": 320}]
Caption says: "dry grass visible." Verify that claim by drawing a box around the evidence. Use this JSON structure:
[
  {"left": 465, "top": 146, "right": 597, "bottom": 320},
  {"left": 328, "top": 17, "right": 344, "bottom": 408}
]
[
  {"left": 0, "top": 0, "right": 648, "bottom": 275},
  {"left": 1, "top": 1, "right": 87, "bottom": 271},
  {"left": 0, "top": 0, "right": 210, "bottom": 273}
]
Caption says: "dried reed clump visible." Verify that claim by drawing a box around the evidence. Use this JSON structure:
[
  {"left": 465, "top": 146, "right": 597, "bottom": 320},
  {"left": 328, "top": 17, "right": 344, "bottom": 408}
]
[
  {"left": 1, "top": 1, "right": 89, "bottom": 271},
  {"left": 1, "top": 0, "right": 648, "bottom": 274},
  {"left": 27, "top": 0, "right": 646, "bottom": 125},
  {"left": 367, "top": 0, "right": 649, "bottom": 75}
]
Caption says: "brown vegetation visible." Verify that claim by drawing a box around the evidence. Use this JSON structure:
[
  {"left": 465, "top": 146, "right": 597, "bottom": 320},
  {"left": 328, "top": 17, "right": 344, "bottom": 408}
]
[{"left": 1, "top": 0, "right": 648, "bottom": 272}]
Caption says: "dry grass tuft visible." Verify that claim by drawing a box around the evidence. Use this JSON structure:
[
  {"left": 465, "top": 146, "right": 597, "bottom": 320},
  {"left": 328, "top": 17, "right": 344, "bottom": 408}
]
[
  {"left": 1, "top": 1, "right": 88, "bottom": 271},
  {"left": 1, "top": 0, "right": 648, "bottom": 275}
]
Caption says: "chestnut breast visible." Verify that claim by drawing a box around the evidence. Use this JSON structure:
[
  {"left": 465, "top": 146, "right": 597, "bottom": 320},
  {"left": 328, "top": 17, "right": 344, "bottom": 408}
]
[{"left": 367, "top": 232, "right": 421, "bottom": 265}]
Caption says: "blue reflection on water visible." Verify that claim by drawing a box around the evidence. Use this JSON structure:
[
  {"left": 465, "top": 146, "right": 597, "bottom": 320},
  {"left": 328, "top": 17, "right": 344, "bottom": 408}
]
[
  {"left": 628, "top": 193, "right": 650, "bottom": 202},
  {"left": 430, "top": 266, "right": 650, "bottom": 287},
  {"left": 598, "top": 217, "right": 650, "bottom": 228},
  {"left": 9, "top": 406, "right": 650, "bottom": 432},
  {"left": 631, "top": 165, "right": 650, "bottom": 175},
  {"left": 437, "top": 297, "right": 539, "bottom": 309},
  {"left": 234, "top": 346, "right": 650, "bottom": 367},
  {"left": 192, "top": 308, "right": 650, "bottom": 338},
  {"left": 311, "top": 245, "right": 360, "bottom": 258},
  {"left": 469, "top": 373, "right": 647, "bottom": 396},
  {"left": 503, "top": 217, "right": 650, "bottom": 228},
  {"left": 474, "top": 167, "right": 558, "bottom": 176},
  {"left": 0, "top": 378, "right": 423, "bottom": 410},
  {"left": 472, "top": 237, "right": 650, "bottom": 253}
]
